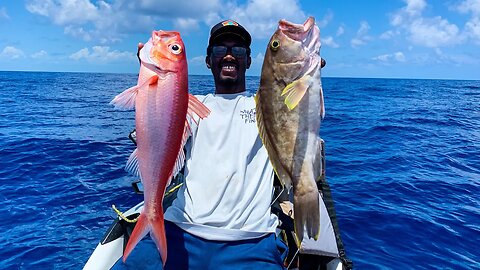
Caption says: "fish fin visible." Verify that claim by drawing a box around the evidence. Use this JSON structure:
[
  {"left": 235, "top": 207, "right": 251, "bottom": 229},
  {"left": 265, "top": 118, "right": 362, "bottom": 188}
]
[
  {"left": 281, "top": 75, "right": 312, "bottom": 110},
  {"left": 123, "top": 213, "right": 150, "bottom": 263},
  {"left": 125, "top": 148, "right": 140, "bottom": 178},
  {"left": 167, "top": 116, "right": 194, "bottom": 185},
  {"left": 110, "top": 85, "right": 139, "bottom": 110},
  {"left": 254, "top": 94, "right": 292, "bottom": 189},
  {"left": 293, "top": 188, "right": 320, "bottom": 244},
  {"left": 187, "top": 94, "right": 210, "bottom": 122},
  {"left": 149, "top": 210, "right": 168, "bottom": 266},
  {"left": 313, "top": 138, "right": 324, "bottom": 182},
  {"left": 169, "top": 143, "right": 185, "bottom": 186},
  {"left": 110, "top": 75, "right": 158, "bottom": 110},
  {"left": 320, "top": 85, "right": 325, "bottom": 119}
]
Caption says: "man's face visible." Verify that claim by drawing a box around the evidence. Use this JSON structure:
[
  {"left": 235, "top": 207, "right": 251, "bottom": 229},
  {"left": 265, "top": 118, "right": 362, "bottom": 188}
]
[{"left": 208, "top": 36, "right": 251, "bottom": 88}]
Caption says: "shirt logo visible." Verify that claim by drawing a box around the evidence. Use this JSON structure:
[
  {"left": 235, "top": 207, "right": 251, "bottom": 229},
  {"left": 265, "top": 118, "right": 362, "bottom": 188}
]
[{"left": 240, "top": 109, "right": 256, "bottom": 123}]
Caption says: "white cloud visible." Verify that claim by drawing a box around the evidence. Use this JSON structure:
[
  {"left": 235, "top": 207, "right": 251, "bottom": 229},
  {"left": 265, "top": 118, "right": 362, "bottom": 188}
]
[
  {"left": 70, "top": 48, "right": 90, "bottom": 60},
  {"left": 137, "top": 0, "right": 220, "bottom": 18},
  {"left": 457, "top": 0, "right": 480, "bottom": 15},
  {"left": 250, "top": 52, "right": 265, "bottom": 71},
  {"left": 380, "top": 30, "right": 396, "bottom": 40},
  {"left": 26, "top": 0, "right": 99, "bottom": 25},
  {"left": 222, "top": 0, "right": 307, "bottom": 39},
  {"left": 0, "top": 46, "right": 26, "bottom": 59},
  {"left": 25, "top": 0, "right": 309, "bottom": 43},
  {"left": 433, "top": 47, "right": 479, "bottom": 65},
  {"left": 31, "top": 50, "right": 48, "bottom": 59},
  {"left": 351, "top": 21, "right": 372, "bottom": 48},
  {"left": 69, "top": 46, "right": 135, "bottom": 62},
  {"left": 322, "top": 36, "right": 339, "bottom": 48},
  {"left": 408, "top": 17, "right": 461, "bottom": 47},
  {"left": 465, "top": 17, "right": 480, "bottom": 43},
  {"left": 372, "top": 51, "right": 406, "bottom": 63},
  {"left": 457, "top": 0, "right": 480, "bottom": 44},
  {"left": 317, "top": 10, "right": 333, "bottom": 28},
  {"left": 336, "top": 26, "right": 344, "bottom": 36},
  {"left": 394, "top": 52, "right": 406, "bottom": 62},
  {"left": 350, "top": 38, "right": 365, "bottom": 48},
  {"left": 405, "top": 0, "right": 426, "bottom": 17},
  {"left": 173, "top": 18, "right": 200, "bottom": 33},
  {"left": 390, "top": 0, "right": 462, "bottom": 47},
  {"left": 188, "top": 55, "right": 206, "bottom": 66},
  {"left": 0, "top": 7, "right": 9, "bottom": 20},
  {"left": 64, "top": 26, "right": 92, "bottom": 41},
  {"left": 357, "top": 21, "right": 370, "bottom": 36}
]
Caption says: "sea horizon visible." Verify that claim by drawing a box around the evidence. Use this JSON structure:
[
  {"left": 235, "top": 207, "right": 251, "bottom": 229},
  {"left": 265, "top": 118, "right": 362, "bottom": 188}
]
[{"left": 1, "top": 69, "right": 479, "bottom": 82}]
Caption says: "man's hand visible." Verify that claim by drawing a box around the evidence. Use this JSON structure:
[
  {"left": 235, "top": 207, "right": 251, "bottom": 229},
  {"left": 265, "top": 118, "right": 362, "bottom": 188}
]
[{"left": 137, "top": 43, "right": 144, "bottom": 64}]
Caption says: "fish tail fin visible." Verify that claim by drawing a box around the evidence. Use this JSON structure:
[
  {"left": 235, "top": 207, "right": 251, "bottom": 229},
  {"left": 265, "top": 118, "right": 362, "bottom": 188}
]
[
  {"left": 123, "top": 213, "right": 150, "bottom": 262},
  {"left": 149, "top": 210, "right": 168, "bottom": 266},
  {"left": 294, "top": 188, "right": 320, "bottom": 244}
]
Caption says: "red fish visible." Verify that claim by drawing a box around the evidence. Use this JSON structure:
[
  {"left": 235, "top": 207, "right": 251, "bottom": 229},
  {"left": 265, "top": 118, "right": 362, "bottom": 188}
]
[{"left": 110, "top": 30, "right": 210, "bottom": 265}]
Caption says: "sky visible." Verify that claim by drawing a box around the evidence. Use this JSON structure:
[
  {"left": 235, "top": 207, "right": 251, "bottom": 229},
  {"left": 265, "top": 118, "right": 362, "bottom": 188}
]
[{"left": 1, "top": 0, "right": 480, "bottom": 80}]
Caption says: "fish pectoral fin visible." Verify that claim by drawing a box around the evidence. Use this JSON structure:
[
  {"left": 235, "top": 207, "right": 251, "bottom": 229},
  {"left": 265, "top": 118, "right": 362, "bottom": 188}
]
[
  {"left": 281, "top": 75, "right": 312, "bottom": 110},
  {"left": 110, "top": 85, "right": 139, "bottom": 110},
  {"left": 110, "top": 75, "right": 158, "bottom": 110},
  {"left": 187, "top": 94, "right": 210, "bottom": 124},
  {"left": 125, "top": 148, "right": 140, "bottom": 178}
]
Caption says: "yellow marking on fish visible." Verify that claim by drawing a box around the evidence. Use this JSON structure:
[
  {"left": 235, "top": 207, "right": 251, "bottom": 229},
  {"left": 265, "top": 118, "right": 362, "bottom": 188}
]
[{"left": 281, "top": 75, "right": 312, "bottom": 110}]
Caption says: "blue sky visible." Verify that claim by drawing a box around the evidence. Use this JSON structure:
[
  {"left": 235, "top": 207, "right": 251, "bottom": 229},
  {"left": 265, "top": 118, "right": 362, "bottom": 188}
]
[{"left": 1, "top": 0, "right": 479, "bottom": 80}]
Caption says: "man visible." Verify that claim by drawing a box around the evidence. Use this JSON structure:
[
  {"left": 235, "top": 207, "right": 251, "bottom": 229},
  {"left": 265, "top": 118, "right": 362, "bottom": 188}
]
[{"left": 162, "top": 19, "right": 287, "bottom": 269}]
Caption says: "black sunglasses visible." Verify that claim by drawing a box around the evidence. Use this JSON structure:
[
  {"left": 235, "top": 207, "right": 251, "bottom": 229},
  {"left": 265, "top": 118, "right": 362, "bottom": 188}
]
[{"left": 211, "top": 46, "right": 247, "bottom": 58}]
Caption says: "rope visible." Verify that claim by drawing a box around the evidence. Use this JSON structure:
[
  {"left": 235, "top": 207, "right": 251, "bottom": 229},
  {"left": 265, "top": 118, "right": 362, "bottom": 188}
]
[
  {"left": 270, "top": 185, "right": 285, "bottom": 207},
  {"left": 165, "top": 183, "right": 183, "bottom": 197},
  {"left": 112, "top": 204, "right": 138, "bottom": 223},
  {"left": 286, "top": 247, "right": 301, "bottom": 269}
]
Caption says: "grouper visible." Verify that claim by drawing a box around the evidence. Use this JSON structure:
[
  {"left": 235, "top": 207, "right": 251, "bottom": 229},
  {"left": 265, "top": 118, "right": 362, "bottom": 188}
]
[{"left": 255, "top": 17, "right": 324, "bottom": 243}]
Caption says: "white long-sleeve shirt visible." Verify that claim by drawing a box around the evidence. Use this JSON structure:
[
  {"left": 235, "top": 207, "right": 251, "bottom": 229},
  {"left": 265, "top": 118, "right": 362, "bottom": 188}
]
[{"left": 164, "top": 91, "right": 279, "bottom": 241}]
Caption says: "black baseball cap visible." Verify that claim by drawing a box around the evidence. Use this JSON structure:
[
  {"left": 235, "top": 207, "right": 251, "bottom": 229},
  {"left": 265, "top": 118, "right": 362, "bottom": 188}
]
[{"left": 208, "top": 20, "right": 251, "bottom": 47}]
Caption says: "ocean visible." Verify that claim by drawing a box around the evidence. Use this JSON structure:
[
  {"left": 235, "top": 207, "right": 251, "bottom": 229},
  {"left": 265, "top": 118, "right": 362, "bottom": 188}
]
[{"left": 0, "top": 71, "right": 479, "bottom": 269}]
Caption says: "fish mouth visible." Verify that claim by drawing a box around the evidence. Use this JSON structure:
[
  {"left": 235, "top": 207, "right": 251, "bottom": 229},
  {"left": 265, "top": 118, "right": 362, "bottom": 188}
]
[
  {"left": 279, "top": 17, "right": 315, "bottom": 41},
  {"left": 278, "top": 17, "right": 320, "bottom": 54}
]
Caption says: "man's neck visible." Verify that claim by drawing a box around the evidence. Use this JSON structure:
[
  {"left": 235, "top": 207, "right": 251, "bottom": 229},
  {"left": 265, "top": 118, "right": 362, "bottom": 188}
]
[{"left": 215, "top": 84, "right": 246, "bottom": 95}]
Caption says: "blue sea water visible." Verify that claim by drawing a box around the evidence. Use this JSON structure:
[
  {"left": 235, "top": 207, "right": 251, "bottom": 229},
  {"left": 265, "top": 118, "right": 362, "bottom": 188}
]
[{"left": 0, "top": 71, "right": 479, "bottom": 269}]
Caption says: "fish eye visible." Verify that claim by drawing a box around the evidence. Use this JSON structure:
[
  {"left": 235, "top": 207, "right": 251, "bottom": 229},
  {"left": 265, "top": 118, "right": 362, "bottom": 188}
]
[
  {"left": 270, "top": 39, "right": 280, "bottom": 51},
  {"left": 169, "top": 44, "right": 182, "bottom": 55}
]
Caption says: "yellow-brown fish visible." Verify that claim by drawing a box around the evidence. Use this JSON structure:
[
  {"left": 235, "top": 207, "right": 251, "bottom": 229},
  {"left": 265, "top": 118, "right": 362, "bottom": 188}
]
[{"left": 255, "top": 17, "right": 324, "bottom": 243}]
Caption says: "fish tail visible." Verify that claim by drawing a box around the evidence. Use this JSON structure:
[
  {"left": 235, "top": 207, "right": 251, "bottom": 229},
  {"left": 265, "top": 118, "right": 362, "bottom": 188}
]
[
  {"left": 149, "top": 210, "right": 168, "bottom": 266},
  {"left": 123, "top": 213, "right": 150, "bottom": 262},
  {"left": 293, "top": 189, "right": 320, "bottom": 244}
]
